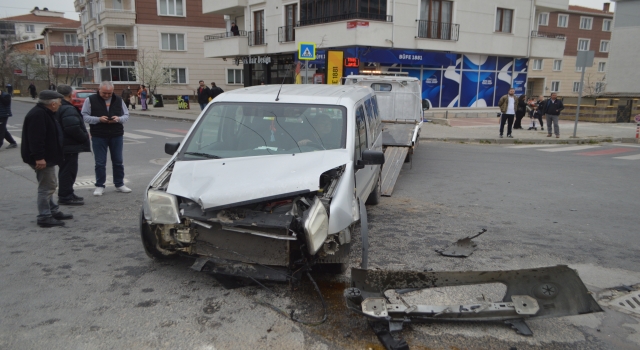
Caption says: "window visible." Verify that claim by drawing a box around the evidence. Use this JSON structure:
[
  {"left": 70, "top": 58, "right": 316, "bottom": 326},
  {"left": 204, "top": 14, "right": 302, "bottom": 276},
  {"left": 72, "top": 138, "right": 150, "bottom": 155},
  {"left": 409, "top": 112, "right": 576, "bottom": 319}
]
[
  {"left": 252, "top": 10, "right": 265, "bottom": 45},
  {"left": 164, "top": 68, "right": 187, "bottom": 84},
  {"left": 115, "top": 33, "right": 126, "bottom": 48},
  {"left": 495, "top": 8, "right": 513, "bottom": 33},
  {"left": 25, "top": 24, "right": 35, "bottom": 33},
  {"left": 38, "top": 57, "right": 46, "bottom": 65},
  {"left": 538, "top": 13, "right": 549, "bottom": 26},
  {"left": 419, "top": 0, "right": 454, "bottom": 39},
  {"left": 602, "top": 19, "right": 612, "bottom": 32},
  {"left": 35, "top": 43, "right": 44, "bottom": 50},
  {"left": 98, "top": 33, "right": 103, "bottom": 49},
  {"left": 551, "top": 81, "right": 560, "bottom": 93},
  {"left": 553, "top": 59, "right": 562, "bottom": 71},
  {"left": 158, "top": 0, "right": 184, "bottom": 16},
  {"left": 532, "top": 59, "right": 543, "bottom": 70},
  {"left": 557, "top": 14, "right": 569, "bottom": 28},
  {"left": 354, "top": 105, "right": 367, "bottom": 162},
  {"left": 53, "top": 53, "right": 81, "bottom": 67},
  {"left": 598, "top": 62, "right": 606, "bottom": 72},
  {"left": 572, "top": 82, "right": 581, "bottom": 93},
  {"left": 226, "top": 68, "right": 244, "bottom": 85},
  {"left": 580, "top": 16, "right": 593, "bottom": 30},
  {"left": 100, "top": 61, "right": 136, "bottom": 82},
  {"left": 71, "top": 77, "right": 83, "bottom": 86},
  {"left": 284, "top": 4, "right": 297, "bottom": 42},
  {"left": 160, "top": 33, "right": 185, "bottom": 51},
  {"left": 595, "top": 82, "right": 605, "bottom": 93},
  {"left": 113, "top": 0, "right": 123, "bottom": 10},
  {"left": 64, "top": 33, "right": 78, "bottom": 45},
  {"left": 577, "top": 39, "right": 590, "bottom": 51},
  {"left": 599, "top": 40, "right": 609, "bottom": 52}
]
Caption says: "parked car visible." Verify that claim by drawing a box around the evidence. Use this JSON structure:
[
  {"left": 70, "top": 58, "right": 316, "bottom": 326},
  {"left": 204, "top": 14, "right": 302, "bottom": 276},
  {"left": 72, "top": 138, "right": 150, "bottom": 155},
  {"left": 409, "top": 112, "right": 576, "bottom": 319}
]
[
  {"left": 71, "top": 89, "right": 96, "bottom": 110},
  {"left": 140, "top": 85, "right": 385, "bottom": 278}
]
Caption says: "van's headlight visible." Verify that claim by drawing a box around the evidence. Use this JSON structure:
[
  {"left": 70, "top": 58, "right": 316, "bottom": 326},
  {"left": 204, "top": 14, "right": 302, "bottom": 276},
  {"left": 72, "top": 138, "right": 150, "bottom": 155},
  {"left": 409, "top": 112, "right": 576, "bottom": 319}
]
[
  {"left": 147, "top": 189, "right": 181, "bottom": 224},
  {"left": 303, "top": 197, "right": 329, "bottom": 255}
]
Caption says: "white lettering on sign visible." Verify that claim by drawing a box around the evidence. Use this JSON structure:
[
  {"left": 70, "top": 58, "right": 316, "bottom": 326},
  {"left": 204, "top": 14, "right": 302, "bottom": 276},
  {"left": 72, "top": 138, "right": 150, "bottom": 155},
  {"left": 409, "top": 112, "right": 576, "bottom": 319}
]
[
  {"left": 482, "top": 78, "right": 493, "bottom": 85},
  {"left": 426, "top": 78, "right": 438, "bottom": 84},
  {"left": 233, "top": 56, "right": 272, "bottom": 66},
  {"left": 398, "top": 54, "right": 423, "bottom": 61}
]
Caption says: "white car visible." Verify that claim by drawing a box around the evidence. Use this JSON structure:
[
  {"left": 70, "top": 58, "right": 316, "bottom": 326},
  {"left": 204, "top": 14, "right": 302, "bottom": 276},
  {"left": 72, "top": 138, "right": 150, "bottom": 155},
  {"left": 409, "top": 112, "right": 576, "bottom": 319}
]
[{"left": 140, "top": 85, "right": 384, "bottom": 278}]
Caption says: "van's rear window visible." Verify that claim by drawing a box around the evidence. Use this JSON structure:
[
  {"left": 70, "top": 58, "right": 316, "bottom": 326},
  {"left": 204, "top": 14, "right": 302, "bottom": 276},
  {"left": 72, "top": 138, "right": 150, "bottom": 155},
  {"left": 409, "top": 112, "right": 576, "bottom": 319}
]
[{"left": 371, "top": 83, "right": 392, "bottom": 92}]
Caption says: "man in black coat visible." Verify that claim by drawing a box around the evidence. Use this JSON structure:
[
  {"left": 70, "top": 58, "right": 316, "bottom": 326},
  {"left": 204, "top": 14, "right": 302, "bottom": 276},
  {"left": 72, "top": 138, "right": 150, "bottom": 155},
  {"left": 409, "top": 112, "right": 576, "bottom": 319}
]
[
  {"left": 542, "top": 92, "right": 565, "bottom": 138},
  {"left": 1, "top": 88, "right": 18, "bottom": 149},
  {"left": 28, "top": 82, "right": 37, "bottom": 99},
  {"left": 196, "top": 80, "right": 211, "bottom": 110},
  {"left": 21, "top": 90, "right": 74, "bottom": 227},
  {"left": 56, "top": 85, "right": 91, "bottom": 205}
]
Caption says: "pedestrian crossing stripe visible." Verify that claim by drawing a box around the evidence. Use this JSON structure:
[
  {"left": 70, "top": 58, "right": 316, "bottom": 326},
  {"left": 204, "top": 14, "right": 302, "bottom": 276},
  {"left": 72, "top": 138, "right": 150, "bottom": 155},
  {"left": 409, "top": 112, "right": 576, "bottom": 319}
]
[{"left": 298, "top": 42, "right": 316, "bottom": 60}]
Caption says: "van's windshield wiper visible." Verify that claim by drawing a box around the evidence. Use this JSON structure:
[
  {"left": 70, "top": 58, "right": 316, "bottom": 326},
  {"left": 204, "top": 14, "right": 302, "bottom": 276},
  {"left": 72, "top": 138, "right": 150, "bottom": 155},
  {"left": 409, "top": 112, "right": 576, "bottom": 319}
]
[{"left": 184, "top": 152, "right": 223, "bottom": 159}]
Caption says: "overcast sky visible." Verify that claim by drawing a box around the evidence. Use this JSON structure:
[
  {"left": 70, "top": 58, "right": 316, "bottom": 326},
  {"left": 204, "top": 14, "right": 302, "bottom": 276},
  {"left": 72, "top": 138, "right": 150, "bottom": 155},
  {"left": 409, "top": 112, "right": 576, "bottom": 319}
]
[{"left": 0, "top": 0, "right": 616, "bottom": 20}]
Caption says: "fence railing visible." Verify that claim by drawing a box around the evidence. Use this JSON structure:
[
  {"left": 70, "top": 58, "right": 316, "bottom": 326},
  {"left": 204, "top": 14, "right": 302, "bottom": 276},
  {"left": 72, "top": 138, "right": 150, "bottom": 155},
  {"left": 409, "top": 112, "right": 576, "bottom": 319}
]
[
  {"left": 531, "top": 31, "right": 566, "bottom": 39},
  {"left": 298, "top": 13, "right": 392, "bottom": 26},
  {"left": 50, "top": 42, "right": 83, "bottom": 47},
  {"left": 204, "top": 30, "right": 248, "bottom": 41},
  {"left": 416, "top": 20, "right": 459, "bottom": 41},
  {"left": 248, "top": 29, "right": 266, "bottom": 46},
  {"left": 278, "top": 25, "right": 295, "bottom": 42}
]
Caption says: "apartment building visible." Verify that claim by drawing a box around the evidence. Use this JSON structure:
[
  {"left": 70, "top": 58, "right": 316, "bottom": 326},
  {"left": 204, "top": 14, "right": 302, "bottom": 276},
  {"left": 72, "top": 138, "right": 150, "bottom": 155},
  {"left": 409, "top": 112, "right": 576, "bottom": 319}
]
[
  {"left": 202, "top": 0, "right": 569, "bottom": 109},
  {"left": 606, "top": 0, "right": 640, "bottom": 94},
  {"left": 74, "top": 0, "right": 239, "bottom": 96},
  {"left": 42, "top": 21, "right": 89, "bottom": 86},
  {"left": 0, "top": 8, "right": 78, "bottom": 44}
]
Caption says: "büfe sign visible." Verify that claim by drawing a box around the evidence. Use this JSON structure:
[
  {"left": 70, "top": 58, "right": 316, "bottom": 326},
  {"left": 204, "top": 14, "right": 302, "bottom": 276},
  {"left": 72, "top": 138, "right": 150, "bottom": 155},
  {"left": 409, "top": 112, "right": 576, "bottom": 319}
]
[{"left": 327, "top": 51, "right": 343, "bottom": 85}]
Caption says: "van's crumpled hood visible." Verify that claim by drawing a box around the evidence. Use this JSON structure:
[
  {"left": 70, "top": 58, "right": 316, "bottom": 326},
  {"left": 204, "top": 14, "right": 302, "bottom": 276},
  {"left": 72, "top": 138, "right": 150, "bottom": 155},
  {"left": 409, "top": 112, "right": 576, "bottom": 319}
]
[{"left": 166, "top": 149, "right": 351, "bottom": 210}]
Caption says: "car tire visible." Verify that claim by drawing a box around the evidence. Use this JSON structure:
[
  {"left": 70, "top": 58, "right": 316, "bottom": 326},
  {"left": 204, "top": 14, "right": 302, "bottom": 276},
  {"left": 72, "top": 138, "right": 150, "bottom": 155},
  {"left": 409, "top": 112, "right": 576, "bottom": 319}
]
[
  {"left": 140, "top": 208, "right": 176, "bottom": 260},
  {"left": 365, "top": 171, "right": 381, "bottom": 205}
]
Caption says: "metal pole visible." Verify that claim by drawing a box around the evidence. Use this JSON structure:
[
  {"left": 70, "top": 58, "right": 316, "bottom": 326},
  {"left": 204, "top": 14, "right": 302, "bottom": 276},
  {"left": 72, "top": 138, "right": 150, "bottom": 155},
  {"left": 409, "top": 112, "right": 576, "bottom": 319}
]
[
  {"left": 573, "top": 67, "right": 586, "bottom": 138},
  {"left": 305, "top": 61, "right": 308, "bottom": 84}
]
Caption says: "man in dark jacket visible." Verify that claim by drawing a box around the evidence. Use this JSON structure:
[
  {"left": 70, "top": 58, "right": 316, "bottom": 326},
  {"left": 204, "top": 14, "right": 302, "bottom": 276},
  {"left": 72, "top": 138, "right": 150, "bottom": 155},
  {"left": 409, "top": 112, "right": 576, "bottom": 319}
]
[
  {"left": 28, "top": 82, "right": 37, "bottom": 99},
  {"left": 56, "top": 85, "right": 91, "bottom": 205},
  {"left": 210, "top": 82, "right": 224, "bottom": 100},
  {"left": 196, "top": 80, "right": 211, "bottom": 110},
  {"left": 21, "top": 90, "right": 74, "bottom": 227},
  {"left": 1, "top": 88, "right": 18, "bottom": 149},
  {"left": 81, "top": 81, "right": 131, "bottom": 196},
  {"left": 542, "top": 92, "right": 565, "bottom": 138}
]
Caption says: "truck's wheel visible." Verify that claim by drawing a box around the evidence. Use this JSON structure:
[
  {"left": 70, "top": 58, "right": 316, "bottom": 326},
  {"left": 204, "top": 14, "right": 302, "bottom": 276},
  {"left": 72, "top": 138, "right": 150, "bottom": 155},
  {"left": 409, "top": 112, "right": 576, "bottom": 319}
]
[
  {"left": 366, "top": 171, "right": 381, "bottom": 205},
  {"left": 140, "top": 208, "right": 176, "bottom": 260}
]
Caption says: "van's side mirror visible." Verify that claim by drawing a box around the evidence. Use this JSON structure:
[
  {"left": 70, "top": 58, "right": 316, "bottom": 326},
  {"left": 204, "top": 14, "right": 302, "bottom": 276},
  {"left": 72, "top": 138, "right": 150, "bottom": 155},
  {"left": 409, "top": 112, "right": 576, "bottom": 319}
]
[
  {"left": 422, "top": 99, "right": 430, "bottom": 110},
  {"left": 165, "top": 142, "right": 180, "bottom": 155},
  {"left": 361, "top": 150, "right": 385, "bottom": 165}
]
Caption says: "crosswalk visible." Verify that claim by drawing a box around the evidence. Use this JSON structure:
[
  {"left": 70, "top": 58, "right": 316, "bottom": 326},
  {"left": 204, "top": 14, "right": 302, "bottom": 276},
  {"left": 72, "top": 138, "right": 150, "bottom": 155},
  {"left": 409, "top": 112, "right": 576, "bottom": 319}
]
[{"left": 505, "top": 143, "right": 640, "bottom": 161}]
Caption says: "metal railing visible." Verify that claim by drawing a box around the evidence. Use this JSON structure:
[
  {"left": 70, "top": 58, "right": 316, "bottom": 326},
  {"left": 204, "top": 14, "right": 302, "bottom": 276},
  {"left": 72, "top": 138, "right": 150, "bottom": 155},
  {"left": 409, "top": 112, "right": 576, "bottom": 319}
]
[
  {"left": 531, "top": 31, "right": 566, "bottom": 39},
  {"left": 248, "top": 29, "right": 266, "bottom": 46},
  {"left": 298, "top": 13, "right": 392, "bottom": 26},
  {"left": 50, "top": 42, "right": 83, "bottom": 47},
  {"left": 204, "top": 30, "right": 248, "bottom": 41},
  {"left": 100, "top": 45, "right": 137, "bottom": 50},
  {"left": 416, "top": 20, "right": 459, "bottom": 41},
  {"left": 278, "top": 25, "right": 295, "bottom": 42}
]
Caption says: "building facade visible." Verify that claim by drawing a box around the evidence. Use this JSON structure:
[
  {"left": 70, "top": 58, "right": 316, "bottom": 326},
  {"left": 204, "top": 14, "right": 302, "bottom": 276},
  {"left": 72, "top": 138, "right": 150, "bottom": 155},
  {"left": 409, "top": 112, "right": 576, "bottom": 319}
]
[
  {"left": 74, "top": 0, "right": 242, "bottom": 96},
  {"left": 42, "top": 22, "right": 90, "bottom": 86},
  {"left": 527, "top": 4, "right": 613, "bottom": 98},
  {"left": 605, "top": 0, "right": 640, "bottom": 94},
  {"left": 0, "top": 8, "right": 78, "bottom": 44},
  {"left": 202, "top": 0, "right": 569, "bottom": 108}
]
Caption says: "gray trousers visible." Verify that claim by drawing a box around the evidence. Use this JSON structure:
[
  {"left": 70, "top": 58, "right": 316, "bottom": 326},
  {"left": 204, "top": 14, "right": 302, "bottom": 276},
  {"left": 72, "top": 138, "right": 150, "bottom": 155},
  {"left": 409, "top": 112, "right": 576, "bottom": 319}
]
[
  {"left": 32, "top": 165, "right": 59, "bottom": 219},
  {"left": 546, "top": 114, "right": 560, "bottom": 136}
]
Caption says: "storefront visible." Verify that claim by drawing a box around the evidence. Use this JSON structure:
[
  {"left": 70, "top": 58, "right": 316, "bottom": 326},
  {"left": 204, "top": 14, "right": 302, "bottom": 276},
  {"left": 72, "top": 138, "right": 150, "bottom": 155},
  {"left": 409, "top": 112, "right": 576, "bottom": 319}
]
[{"left": 235, "top": 53, "right": 297, "bottom": 86}]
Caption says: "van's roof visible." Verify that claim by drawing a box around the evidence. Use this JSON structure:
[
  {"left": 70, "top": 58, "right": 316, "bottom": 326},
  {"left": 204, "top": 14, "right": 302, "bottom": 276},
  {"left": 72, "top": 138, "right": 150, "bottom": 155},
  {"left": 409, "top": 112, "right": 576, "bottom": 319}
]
[
  {"left": 215, "top": 84, "right": 373, "bottom": 106},
  {"left": 346, "top": 75, "right": 420, "bottom": 83}
]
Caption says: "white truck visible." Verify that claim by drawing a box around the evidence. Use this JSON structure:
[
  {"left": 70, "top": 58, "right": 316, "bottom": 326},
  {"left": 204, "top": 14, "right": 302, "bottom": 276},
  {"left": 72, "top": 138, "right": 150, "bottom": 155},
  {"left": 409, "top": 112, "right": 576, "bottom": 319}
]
[{"left": 345, "top": 75, "right": 426, "bottom": 196}]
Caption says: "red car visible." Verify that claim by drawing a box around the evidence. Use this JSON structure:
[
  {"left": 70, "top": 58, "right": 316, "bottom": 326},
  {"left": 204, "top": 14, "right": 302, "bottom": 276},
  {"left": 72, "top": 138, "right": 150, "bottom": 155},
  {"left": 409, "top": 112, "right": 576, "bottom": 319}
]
[{"left": 71, "top": 89, "right": 96, "bottom": 111}]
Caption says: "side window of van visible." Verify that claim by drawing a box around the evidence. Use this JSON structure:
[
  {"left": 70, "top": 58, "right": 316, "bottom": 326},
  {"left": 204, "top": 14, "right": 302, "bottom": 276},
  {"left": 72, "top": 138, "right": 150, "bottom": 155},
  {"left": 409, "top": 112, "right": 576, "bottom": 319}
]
[
  {"left": 364, "top": 98, "right": 376, "bottom": 144},
  {"left": 354, "top": 105, "right": 367, "bottom": 162}
]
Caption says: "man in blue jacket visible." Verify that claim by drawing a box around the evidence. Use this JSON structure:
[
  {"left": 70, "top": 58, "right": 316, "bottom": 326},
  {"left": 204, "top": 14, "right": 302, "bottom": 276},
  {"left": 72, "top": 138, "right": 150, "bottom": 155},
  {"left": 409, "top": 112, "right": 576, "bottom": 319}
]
[
  {"left": 21, "top": 90, "right": 74, "bottom": 227},
  {"left": 0, "top": 87, "right": 18, "bottom": 149},
  {"left": 56, "top": 85, "right": 91, "bottom": 205}
]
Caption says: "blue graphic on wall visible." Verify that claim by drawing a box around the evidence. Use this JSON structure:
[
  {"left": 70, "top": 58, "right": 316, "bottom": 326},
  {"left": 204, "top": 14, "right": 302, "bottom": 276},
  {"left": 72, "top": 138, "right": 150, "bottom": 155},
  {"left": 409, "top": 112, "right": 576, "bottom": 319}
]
[
  {"left": 441, "top": 68, "right": 460, "bottom": 108},
  {"left": 310, "top": 50, "right": 327, "bottom": 66},
  {"left": 344, "top": 67, "right": 360, "bottom": 77},
  {"left": 461, "top": 71, "right": 480, "bottom": 107},
  {"left": 422, "top": 70, "right": 441, "bottom": 108},
  {"left": 463, "top": 55, "right": 498, "bottom": 71},
  {"left": 512, "top": 73, "right": 527, "bottom": 95},
  {"left": 514, "top": 58, "right": 529, "bottom": 73},
  {"left": 494, "top": 69, "right": 513, "bottom": 106},
  {"left": 498, "top": 57, "right": 514, "bottom": 70},
  {"left": 477, "top": 72, "right": 496, "bottom": 107}
]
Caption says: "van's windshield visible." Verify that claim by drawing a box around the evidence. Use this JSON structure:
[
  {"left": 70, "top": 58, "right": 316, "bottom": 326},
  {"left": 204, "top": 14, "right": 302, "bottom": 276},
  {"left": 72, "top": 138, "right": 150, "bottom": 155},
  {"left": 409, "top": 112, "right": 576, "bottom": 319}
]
[{"left": 179, "top": 102, "right": 347, "bottom": 160}]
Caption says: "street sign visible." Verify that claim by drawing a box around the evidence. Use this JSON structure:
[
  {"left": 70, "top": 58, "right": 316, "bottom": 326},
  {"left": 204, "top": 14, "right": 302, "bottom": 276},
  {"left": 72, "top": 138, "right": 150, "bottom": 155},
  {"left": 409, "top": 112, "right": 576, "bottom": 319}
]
[
  {"left": 298, "top": 42, "right": 316, "bottom": 60},
  {"left": 576, "top": 51, "right": 595, "bottom": 68},
  {"left": 13, "top": 69, "right": 22, "bottom": 74}
]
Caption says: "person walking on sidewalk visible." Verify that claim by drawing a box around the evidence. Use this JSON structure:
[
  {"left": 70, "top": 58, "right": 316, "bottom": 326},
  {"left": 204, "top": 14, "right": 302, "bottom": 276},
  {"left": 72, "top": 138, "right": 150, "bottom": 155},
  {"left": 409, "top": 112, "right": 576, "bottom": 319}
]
[
  {"left": 196, "top": 80, "right": 211, "bottom": 110},
  {"left": 542, "top": 92, "right": 564, "bottom": 138},
  {"left": 56, "top": 85, "right": 91, "bottom": 205},
  {"left": 1, "top": 87, "right": 19, "bottom": 149},
  {"left": 498, "top": 88, "right": 517, "bottom": 138},
  {"left": 121, "top": 86, "right": 134, "bottom": 110},
  {"left": 28, "top": 82, "right": 37, "bottom": 99},
  {"left": 81, "top": 81, "right": 132, "bottom": 196},
  {"left": 513, "top": 94, "right": 527, "bottom": 130},
  {"left": 139, "top": 85, "right": 148, "bottom": 111},
  {"left": 21, "top": 90, "right": 73, "bottom": 227},
  {"left": 536, "top": 95, "right": 545, "bottom": 131}
]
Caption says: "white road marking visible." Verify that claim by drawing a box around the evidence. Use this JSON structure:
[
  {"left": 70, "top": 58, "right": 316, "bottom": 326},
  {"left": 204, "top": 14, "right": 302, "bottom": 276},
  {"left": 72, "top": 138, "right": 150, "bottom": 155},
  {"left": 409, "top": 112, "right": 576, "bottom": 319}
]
[
  {"left": 124, "top": 132, "right": 152, "bottom": 139},
  {"left": 135, "top": 129, "right": 184, "bottom": 138},
  {"left": 506, "top": 144, "right": 562, "bottom": 149},
  {"left": 539, "top": 145, "right": 601, "bottom": 152},
  {"left": 613, "top": 154, "right": 640, "bottom": 160},
  {"left": 613, "top": 144, "right": 640, "bottom": 148}
]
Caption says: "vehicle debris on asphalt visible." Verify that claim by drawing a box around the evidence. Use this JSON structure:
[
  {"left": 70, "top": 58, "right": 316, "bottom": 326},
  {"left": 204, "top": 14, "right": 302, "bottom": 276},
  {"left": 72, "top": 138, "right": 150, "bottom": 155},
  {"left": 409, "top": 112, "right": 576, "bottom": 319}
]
[{"left": 435, "top": 228, "right": 486, "bottom": 257}]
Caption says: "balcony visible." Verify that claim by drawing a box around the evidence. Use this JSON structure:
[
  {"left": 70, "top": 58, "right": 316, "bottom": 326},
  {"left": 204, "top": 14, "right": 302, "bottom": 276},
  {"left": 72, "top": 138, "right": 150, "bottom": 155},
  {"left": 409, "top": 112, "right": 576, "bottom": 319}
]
[
  {"left": 278, "top": 26, "right": 295, "bottom": 43},
  {"left": 416, "top": 20, "right": 459, "bottom": 41},
  {"left": 295, "top": 18, "right": 393, "bottom": 48},
  {"left": 202, "top": 0, "right": 247, "bottom": 17},
  {"left": 298, "top": 13, "right": 392, "bottom": 27},
  {"left": 530, "top": 31, "right": 566, "bottom": 59},
  {"left": 85, "top": 51, "right": 100, "bottom": 65},
  {"left": 49, "top": 42, "right": 84, "bottom": 54},
  {"left": 204, "top": 31, "right": 249, "bottom": 58},
  {"left": 248, "top": 30, "right": 266, "bottom": 46},
  {"left": 99, "top": 46, "right": 138, "bottom": 61},
  {"left": 98, "top": 9, "right": 136, "bottom": 27}
]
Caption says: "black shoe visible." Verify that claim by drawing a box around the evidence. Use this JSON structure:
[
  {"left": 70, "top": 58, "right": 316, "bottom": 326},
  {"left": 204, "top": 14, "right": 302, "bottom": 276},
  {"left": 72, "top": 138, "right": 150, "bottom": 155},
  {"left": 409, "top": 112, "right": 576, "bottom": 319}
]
[
  {"left": 37, "top": 217, "right": 65, "bottom": 227},
  {"left": 507, "top": 135, "right": 513, "bottom": 138},
  {"left": 6, "top": 143, "right": 17, "bottom": 149},
  {"left": 72, "top": 194, "right": 84, "bottom": 201},
  {"left": 52, "top": 212, "right": 73, "bottom": 220},
  {"left": 59, "top": 198, "right": 84, "bottom": 206},
  {"left": 541, "top": 127, "right": 544, "bottom": 131}
]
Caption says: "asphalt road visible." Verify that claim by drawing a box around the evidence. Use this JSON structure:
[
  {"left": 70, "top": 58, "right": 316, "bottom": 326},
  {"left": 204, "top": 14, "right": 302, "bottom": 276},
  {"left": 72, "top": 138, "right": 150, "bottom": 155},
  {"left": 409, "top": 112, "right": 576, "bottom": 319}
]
[{"left": 1, "top": 101, "right": 639, "bottom": 349}]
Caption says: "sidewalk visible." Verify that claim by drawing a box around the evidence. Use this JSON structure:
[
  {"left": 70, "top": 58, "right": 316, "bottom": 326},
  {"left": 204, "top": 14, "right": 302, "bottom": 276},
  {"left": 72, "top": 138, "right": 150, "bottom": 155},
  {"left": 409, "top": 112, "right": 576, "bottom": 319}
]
[{"left": 12, "top": 97, "right": 639, "bottom": 144}]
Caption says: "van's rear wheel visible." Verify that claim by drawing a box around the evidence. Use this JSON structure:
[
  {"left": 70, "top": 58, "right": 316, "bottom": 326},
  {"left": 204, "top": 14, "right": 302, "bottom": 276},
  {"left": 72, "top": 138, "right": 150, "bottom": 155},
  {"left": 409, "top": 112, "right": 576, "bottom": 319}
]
[
  {"left": 366, "top": 171, "right": 381, "bottom": 205},
  {"left": 140, "top": 208, "right": 176, "bottom": 260}
]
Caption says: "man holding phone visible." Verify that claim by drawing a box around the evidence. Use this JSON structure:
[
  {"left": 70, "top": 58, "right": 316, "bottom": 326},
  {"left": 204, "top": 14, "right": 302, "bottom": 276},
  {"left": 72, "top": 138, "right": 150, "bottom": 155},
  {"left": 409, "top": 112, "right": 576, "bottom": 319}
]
[{"left": 82, "top": 81, "right": 131, "bottom": 196}]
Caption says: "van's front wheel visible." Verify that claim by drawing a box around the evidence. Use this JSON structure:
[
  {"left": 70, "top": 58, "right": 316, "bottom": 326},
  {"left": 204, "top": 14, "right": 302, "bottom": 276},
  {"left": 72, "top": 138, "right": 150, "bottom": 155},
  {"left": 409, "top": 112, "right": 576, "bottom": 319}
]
[{"left": 366, "top": 171, "right": 381, "bottom": 205}]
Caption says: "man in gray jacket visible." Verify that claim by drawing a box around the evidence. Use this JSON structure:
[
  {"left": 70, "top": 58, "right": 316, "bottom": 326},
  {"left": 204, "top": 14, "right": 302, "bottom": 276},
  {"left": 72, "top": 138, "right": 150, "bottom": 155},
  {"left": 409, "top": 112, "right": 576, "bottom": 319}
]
[{"left": 542, "top": 92, "right": 565, "bottom": 138}]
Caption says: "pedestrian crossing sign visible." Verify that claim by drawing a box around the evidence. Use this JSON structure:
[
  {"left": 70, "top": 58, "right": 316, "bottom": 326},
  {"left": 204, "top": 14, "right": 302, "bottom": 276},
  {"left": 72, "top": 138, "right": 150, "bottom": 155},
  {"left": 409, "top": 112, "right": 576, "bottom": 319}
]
[{"left": 298, "top": 42, "right": 316, "bottom": 60}]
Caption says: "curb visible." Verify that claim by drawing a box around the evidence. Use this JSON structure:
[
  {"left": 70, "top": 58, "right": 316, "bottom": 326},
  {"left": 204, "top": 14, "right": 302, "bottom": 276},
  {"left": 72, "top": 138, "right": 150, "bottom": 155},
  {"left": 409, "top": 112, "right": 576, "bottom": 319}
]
[{"left": 420, "top": 137, "right": 639, "bottom": 144}]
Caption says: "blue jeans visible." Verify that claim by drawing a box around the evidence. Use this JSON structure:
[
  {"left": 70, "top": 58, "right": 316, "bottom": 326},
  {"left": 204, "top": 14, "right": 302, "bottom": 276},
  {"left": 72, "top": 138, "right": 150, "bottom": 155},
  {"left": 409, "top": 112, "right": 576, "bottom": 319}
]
[
  {"left": 31, "top": 165, "right": 59, "bottom": 218},
  {"left": 199, "top": 102, "right": 207, "bottom": 110},
  {"left": 92, "top": 135, "right": 125, "bottom": 188}
]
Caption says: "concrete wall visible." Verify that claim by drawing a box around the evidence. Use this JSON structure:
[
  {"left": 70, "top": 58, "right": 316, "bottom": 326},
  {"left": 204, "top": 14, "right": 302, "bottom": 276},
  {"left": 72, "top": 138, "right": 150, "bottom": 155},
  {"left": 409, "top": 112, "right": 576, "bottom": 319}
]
[{"left": 605, "top": 0, "right": 640, "bottom": 94}]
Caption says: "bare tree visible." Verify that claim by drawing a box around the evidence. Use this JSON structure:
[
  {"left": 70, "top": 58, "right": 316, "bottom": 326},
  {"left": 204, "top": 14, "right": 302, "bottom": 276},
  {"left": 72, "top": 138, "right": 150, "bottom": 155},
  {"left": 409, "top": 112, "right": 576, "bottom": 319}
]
[
  {"left": 11, "top": 50, "right": 48, "bottom": 81},
  {"left": 50, "top": 47, "right": 84, "bottom": 86},
  {"left": 582, "top": 73, "right": 606, "bottom": 97},
  {"left": 0, "top": 40, "right": 15, "bottom": 88},
  {"left": 135, "top": 48, "right": 171, "bottom": 102}
]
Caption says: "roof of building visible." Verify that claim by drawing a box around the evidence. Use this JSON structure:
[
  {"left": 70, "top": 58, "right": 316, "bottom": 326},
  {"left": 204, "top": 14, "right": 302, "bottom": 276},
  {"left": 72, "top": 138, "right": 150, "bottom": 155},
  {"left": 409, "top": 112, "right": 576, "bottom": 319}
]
[
  {"left": 567, "top": 5, "right": 614, "bottom": 16},
  {"left": 0, "top": 13, "right": 79, "bottom": 25}
]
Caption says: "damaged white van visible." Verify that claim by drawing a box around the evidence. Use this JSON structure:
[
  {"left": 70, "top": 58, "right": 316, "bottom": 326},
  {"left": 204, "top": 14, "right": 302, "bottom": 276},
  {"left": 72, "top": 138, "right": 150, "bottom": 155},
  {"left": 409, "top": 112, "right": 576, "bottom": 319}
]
[{"left": 140, "top": 85, "right": 384, "bottom": 278}]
